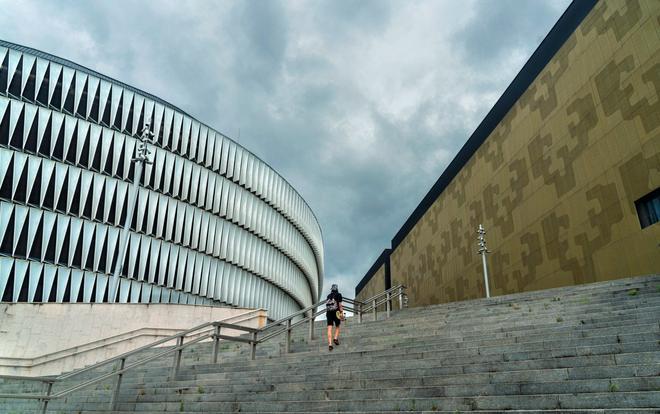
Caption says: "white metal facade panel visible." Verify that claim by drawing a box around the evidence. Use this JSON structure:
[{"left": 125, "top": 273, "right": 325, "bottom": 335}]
[{"left": 0, "top": 43, "right": 323, "bottom": 319}]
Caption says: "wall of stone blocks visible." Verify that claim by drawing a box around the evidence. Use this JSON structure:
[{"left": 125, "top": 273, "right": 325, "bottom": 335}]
[{"left": 390, "top": 0, "right": 660, "bottom": 307}]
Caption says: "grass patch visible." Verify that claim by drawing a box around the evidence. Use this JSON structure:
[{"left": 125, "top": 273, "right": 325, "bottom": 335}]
[
  {"left": 627, "top": 288, "right": 639, "bottom": 296},
  {"left": 197, "top": 385, "right": 205, "bottom": 394},
  {"left": 609, "top": 383, "right": 619, "bottom": 392},
  {"left": 556, "top": 317, "right": 563, "bottom": 323}
]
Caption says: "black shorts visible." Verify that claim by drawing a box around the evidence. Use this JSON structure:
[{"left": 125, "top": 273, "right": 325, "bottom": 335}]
[{"left": 326, "top": 311, "right": 341, "bottom": 327}]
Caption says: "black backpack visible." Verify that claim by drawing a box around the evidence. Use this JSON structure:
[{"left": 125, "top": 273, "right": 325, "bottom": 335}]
[{"left": 326, "top": 296, "right": 339, "bottom": 312}]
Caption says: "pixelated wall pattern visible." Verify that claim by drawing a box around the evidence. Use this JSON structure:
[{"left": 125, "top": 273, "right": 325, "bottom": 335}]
[
  {"left": 390, "top": 0, "right": 660, "bottom": 307},
  {"left": 355, "top": 264, "right": 388, "bottom": 312}
]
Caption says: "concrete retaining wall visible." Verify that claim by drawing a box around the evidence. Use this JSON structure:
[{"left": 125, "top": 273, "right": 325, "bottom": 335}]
[{"left": 0, "top": 303, "right": 267, "bottom": 376}]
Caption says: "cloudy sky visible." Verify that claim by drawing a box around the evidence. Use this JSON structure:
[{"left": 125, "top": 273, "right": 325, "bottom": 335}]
[{"left": 1, "top": 0, "right": 571, "bottom": 296}]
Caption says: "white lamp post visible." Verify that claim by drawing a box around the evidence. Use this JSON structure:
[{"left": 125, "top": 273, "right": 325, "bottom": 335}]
[
  {"left": 109, "top": 124, "right": 154, "bottom": 303},
  {"left": 477, "top": 224, "right": 491, "bottom": 298}
]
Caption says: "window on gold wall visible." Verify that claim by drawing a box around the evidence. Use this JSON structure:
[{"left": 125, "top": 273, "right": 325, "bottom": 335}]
[{"left": 635, "top": 188, "right": 660, "bottom": 229}]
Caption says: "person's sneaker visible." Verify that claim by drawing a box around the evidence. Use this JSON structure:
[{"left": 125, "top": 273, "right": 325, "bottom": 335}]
[
  {"left": 328, "top": 345, "right": 333, "bottom": 351},
  {"left": 333, "top": 339, "right": 340, "bottom": 346}
]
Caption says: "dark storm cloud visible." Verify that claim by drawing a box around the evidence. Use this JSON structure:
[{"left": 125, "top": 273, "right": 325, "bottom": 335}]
[
  {"left": 313, "top": 0, "right": 392, "bottom": 39},
  {"left": 230, "top": 2, "right": 288, "bottom": 93},
  {"left": 0, "top": 0, "right": 571, "bottom": 296},
  {"left": 454, "top": 0, "right": 564, "bottom": 66}
]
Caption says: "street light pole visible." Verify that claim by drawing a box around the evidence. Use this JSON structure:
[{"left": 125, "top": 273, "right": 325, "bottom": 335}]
[
  {"left": 477, "top": 224, "right": 491, "bottom": 298},
  {"left": 109, "top": 124, "right": 154, "bottom": 303}
]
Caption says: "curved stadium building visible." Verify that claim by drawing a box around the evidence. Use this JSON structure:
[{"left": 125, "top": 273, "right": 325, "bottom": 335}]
[{"left": 0, "top": 40, "right": 324, "bottom": 320}]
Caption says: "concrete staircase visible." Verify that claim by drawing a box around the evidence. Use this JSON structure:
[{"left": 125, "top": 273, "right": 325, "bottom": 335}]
[{"left": 1, "top": 274, "right": 659, "bottom": 413}]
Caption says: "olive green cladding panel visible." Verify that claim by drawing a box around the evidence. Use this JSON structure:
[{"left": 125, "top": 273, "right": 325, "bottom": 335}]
[
  {"left": 356, "top": 265, "right": 387, "bottom": 310},
  {"left": 391, "top": 0, "right": 660, "bottom": 307}
]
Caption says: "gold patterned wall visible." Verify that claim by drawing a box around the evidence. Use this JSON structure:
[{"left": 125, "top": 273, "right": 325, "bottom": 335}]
[
  {"left": 390, "top": 0, "right": 660, "bottom": 307},
  {"left": 355, "top": 264, "right": 388, "bottom": 311}
]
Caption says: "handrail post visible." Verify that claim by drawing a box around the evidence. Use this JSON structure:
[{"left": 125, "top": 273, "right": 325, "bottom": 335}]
[
  {"left": 110, "top": 357, "right": 126, "bottom": 411},
  {"left": 398, "top": 286, "right": 404, "bottom": 310},
  {"left": 285, "top": 319, "right": 292, "bottom": 353},
  {"left": 212, "top": 325, "right": 221, "bottom": 364},
  {"left": 372, "top": 299, "right": 377, "bottom": 321},
  {"left": 308, "top": 307, "right": 315, "bottom": 341},
  {"left": 171, "top": 335, "right": 184, "bottom": 379},
  {"left": 386, "top": 292, "right": 391, "bottom": 318},
  {"left": 250, "top": 332, "right": 257, "bottom": 360},
  {"left": 41, "top": 381, "right": 53, "bottom": 414},
  {"left": 357, "top": 302, "right": 362, "bottom": 324}
]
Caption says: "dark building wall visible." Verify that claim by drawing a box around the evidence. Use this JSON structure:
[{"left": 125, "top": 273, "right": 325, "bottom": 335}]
[
  {"left": 357, "top": 0, "right": 660, "bottom": 306},
  {"left": 355, "top": 249, "right": 390, "bottom": 310}
]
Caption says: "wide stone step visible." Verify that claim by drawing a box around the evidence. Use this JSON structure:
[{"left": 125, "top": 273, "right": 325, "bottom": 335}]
[
  {"left": 70, "top": 364, "right": 654, "bottom": 403},
  {"left": 1, "top": 275, "right": 658, "bottom": 413},
  {"left": 321, "top": 303, "right": 660, "bottom": 336},
  {"left": 360, "top": 299, "right": 660, "bottom": 327},
  {"left": 159, "top": 363, "right": 660, "bottom": 390},
  {"left": 367, "top": 293, "right": 658, "bottom": 319},
  {"left": 311, "top": 319, "right": 660, "bottom": 350},
  {"left": 96, "top": 331, "right": 658, "bottom": 388},
  {"left": 70, "top": 410, "right": 660, "bottom": 414},
  {"left": 126, "top": 316, "right": 660, "bottom": 371},
  {"left": 157, "top": 340, "right": 658, "bottom": 381},
  {"left": 27, "top": 391, "right": 660, "bottom": 412},
  {"left": 60, "top": 376, "right": 660, "bottom": 405},
  {"left": 102, "top": 391, "right": 660, "bottom": 411},
  {"left": 113, "top": 351, "right": 659, "bottom": 392},
  {"left": 356, "top": 303, "right": 660, "bottom": 336}
]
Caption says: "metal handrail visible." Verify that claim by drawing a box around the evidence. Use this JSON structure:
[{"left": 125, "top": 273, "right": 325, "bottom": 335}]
[
  {"left": 0, "top": 285, "right": 407, "bottom": 412},
  {"left": 56, "top": 320, "right": 214, "bottom": 380},
  {"left": 1, "top": 308, "right": 264, "bottom": 371},
  {"left": 352, "top": 285, "right": 408, "bottom": 323},
  {"left": 258, "top": 307, "right": 325, "bottom": 343},
  {"left": 265, "top": 299, "right": 328, "bottom": 328},
  {"left": 0, "top": 374, "right": 55, "bottom": 383},
  {"left": 0, "top": 333, "right": 214, "bottom": 401},
  {"left": 51, "top": 334, "right": 213, "bottom": 399},
  {"left": 359, "top": 284, "right": 406, "bottom": 304}
]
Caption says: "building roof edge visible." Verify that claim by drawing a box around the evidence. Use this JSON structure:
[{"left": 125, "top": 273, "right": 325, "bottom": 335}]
[{"left": 390, "top": 0, "right": 598, "bottom": 249}]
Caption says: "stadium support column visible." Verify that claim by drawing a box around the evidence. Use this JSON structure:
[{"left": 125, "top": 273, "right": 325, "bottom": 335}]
[
  {"left": 109, "top": 124, "right": 154, "bottom": 303},
  {"left": 477, "top": 224, "right": 491, "bottom": 298}
]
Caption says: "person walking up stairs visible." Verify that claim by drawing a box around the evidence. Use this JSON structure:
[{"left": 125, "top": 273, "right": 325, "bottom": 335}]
[{"left": 326, "top": 284, "right": 344, "bottom": 351}]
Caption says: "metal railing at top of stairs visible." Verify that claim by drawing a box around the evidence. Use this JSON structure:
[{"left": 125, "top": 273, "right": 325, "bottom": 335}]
[
  {"left": 0, "top": 308, "right": 264, "bottom": 372},
  {"left": 0, "top": 285, "right": 407, "bottom": 413}
]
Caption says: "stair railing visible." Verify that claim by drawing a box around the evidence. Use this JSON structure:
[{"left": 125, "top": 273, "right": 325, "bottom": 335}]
[
  {"left": 0, "top": 285, "right": 407, "bottom": 413},
  {"left": 352, "top": 284, "right": 408, "bottom": 322},
  {"left": 0, "top": 308, "right": 264, "bottom": 376}
]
